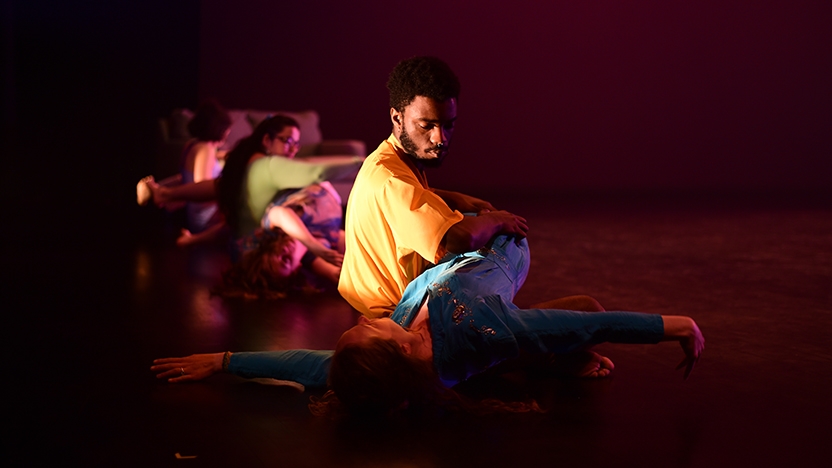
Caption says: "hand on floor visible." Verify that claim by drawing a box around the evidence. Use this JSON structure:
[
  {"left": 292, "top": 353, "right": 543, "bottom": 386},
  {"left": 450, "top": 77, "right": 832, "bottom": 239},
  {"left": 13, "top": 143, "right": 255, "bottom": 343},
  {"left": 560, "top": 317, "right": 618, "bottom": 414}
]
[{"left": 151, "top": 353, "right": 224, "bottom": 383}]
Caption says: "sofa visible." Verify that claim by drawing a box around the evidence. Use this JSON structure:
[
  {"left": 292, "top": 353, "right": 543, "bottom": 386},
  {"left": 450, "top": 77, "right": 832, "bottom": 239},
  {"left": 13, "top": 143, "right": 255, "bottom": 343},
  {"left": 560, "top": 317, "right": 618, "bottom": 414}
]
[{"left": 156, "top": 108, "right": 367, "bottom": 203}]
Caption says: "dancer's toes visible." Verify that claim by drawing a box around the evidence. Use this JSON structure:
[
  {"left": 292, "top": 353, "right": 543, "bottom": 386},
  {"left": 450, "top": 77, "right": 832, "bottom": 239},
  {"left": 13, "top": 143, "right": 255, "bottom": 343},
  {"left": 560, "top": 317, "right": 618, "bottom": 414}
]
[
  {"left": 578, "top": 352, "right": 614, "bottom": 379},
  {"left": 536, "top": 351, "right": 614, "bottom": 379}
]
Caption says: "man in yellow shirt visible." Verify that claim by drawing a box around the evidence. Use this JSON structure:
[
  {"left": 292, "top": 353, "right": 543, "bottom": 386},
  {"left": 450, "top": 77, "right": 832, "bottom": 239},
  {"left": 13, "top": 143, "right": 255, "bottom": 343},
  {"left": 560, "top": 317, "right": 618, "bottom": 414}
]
[{"left": 339, "top": 56, "right": 529, "bottom": 318}]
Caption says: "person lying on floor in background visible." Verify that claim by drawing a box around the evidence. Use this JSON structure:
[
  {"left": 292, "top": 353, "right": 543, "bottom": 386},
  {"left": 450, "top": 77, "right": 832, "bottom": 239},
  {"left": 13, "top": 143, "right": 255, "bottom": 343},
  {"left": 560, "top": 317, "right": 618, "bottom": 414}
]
[
  {"left": 213, "top": 181, "right": 346, "bottom": 298},
  {"left": 151, "top": 234, "right": 704, "bottom": 417},
  {"left": 137, "top": 114, "right": 363, "bottom": 249}
]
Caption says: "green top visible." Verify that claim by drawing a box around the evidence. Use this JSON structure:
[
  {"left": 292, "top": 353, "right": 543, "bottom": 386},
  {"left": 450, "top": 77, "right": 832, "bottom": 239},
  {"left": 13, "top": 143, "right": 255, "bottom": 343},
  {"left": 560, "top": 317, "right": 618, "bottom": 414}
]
[{"left": 239, "top": 155, "right": 364, "bottom": 236}]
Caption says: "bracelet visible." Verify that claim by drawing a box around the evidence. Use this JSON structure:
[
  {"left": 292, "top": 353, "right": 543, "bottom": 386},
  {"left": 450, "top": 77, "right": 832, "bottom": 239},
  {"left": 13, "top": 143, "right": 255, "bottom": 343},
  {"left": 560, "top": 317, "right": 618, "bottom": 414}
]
[{"left": 221, "top": 351, "right": 232, "bottom": 371}]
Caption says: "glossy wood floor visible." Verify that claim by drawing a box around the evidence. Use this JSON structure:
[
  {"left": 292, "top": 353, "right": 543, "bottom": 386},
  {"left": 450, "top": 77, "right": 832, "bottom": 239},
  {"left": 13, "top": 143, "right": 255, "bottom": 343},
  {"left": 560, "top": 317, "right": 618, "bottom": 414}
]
[{"left": 8, "top": 191, "right": 831, "bottom": 467}]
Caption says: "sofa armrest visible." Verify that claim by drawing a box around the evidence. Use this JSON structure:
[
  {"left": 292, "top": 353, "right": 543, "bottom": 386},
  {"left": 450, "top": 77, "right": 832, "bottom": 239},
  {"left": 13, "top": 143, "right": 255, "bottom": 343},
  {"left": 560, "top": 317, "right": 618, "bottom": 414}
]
[{"left": 315, "top": 139, "right": 367, "bottom": 157}]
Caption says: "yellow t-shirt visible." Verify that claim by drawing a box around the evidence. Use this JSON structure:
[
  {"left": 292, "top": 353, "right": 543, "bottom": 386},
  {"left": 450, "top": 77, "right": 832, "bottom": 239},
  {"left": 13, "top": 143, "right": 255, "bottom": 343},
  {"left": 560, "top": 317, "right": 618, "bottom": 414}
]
[{"left": 338, "top": 135, "right": 464, "bottom": 318}]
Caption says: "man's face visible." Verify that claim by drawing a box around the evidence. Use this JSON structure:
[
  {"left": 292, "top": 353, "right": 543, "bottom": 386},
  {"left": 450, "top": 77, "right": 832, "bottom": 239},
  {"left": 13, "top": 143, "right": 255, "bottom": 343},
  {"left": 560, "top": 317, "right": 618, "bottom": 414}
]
[{"left": 393, "top": 96, "right": 457, "bottom": 168}]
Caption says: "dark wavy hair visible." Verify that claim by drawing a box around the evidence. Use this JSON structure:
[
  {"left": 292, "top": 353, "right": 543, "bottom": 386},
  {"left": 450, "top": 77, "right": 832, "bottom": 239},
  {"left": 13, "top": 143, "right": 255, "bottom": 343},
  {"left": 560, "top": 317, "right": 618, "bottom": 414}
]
[
  {"left": 309, "top": 338, "right": 542, "bottom": 419},
  {"left": 216, "top": 115, "right": 300, "bottom": 233},
  {"left": 387, "top": 56, "right": 461, "bottom": 112},
  {"left": 211, "top": 228, "right": 308, "bottom": 300},
  {"left": 187, "top": 98, "right": 232, "bottom": 142}
]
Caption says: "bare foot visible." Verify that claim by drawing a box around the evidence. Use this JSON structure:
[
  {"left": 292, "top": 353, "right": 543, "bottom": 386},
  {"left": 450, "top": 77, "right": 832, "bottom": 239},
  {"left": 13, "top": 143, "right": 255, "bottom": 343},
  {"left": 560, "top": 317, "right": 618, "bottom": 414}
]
[
  {"left": 136, "top": 175, "right": 170, "bottom": 208},
  {"left": 136, "top": 176, "right": 154, "bottom": 206},
  {"left": 576, "top": 351, "right": 614, "bottom": 378},
  {"left": 176, "top": 229, "right": 194, "bottom": 248},
  {"left": 540, "top": 351, "right": 614, "bottom": 379}
]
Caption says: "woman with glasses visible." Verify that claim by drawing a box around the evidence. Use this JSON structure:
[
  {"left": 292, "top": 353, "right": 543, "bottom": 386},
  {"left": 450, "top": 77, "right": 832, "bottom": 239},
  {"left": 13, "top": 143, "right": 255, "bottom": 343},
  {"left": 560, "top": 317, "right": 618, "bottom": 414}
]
[{"left": 214, "top": 115, "right": 361, "bottom": 242}]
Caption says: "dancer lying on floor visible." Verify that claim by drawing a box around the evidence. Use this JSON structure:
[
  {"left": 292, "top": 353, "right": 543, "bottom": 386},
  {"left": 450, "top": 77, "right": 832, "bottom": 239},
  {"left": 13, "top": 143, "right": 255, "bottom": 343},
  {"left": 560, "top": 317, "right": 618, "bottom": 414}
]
[
  {"left": 143, "top": 179, "right": 347, "bottom": 296},
  {"left": 152, "top": 234, "right": 704, "bottom": 416},
  {"left": 216, "top": 181, "right": 346, "bottom": 297},
  {"left": 137, "top": 114, "right": 363, "bottom": 248}
]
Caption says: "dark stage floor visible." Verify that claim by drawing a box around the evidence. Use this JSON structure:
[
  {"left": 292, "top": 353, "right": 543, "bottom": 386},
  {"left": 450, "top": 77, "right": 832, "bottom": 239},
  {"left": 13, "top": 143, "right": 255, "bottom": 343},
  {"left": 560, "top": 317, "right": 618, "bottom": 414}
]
[{"left": 7, "top": 191, "right": 832, "bottom": 467}]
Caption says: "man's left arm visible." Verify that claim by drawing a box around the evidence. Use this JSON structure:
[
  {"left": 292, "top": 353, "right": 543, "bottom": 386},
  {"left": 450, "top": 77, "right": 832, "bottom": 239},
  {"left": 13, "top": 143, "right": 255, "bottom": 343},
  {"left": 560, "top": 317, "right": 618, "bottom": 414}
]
[{"left": 433, "top": 188, "right": 496, "bottom": 213}]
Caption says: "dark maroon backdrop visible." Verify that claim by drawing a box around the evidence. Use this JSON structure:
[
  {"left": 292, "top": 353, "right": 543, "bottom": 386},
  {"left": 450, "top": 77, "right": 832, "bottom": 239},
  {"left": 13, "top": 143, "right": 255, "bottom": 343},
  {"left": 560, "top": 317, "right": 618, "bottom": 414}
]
[
  {"left": 3, "top": 0, "right": 830, "bottom": 229},
  {"left": 197, "top": 0, "right": 831, "bottom": 194}
]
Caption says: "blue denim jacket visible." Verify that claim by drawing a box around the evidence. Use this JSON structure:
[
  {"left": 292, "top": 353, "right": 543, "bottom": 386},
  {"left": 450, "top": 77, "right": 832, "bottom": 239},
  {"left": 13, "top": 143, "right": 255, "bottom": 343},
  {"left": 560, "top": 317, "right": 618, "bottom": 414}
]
[{"left": 228, "top": 235, "right": 663, "bottom": 388}]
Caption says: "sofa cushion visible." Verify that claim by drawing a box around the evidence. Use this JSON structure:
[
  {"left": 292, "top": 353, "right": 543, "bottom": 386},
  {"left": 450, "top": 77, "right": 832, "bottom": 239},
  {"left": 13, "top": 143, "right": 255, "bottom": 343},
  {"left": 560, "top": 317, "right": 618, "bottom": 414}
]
[
  {"left": 246, "top": 109, "right": 323, "bottom": 147},
  {"left": 223, "top": 109, "right": 253, "bottom": 151},
  {"left": 167, "top": 108, "right": 328, "bottom": 155}
]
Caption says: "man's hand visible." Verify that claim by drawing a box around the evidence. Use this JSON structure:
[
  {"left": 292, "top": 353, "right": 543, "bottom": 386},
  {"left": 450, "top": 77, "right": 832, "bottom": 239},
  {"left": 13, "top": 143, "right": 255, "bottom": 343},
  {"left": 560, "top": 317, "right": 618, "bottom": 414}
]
[
  {"left": 443, "top": 210, "right": 529, "bottom": 254},
  {"left": 481, "top": 210, "right": 528, "bottom": 238}
]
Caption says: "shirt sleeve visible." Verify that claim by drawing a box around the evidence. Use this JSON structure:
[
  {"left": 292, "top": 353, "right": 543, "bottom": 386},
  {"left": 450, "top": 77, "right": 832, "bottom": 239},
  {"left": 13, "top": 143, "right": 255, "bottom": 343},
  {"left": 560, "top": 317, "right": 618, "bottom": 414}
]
[
  {"left": 227, "top": 349, "right": 333, "bottom": 387},
  {"left": 380, "top": 175, "right": 464, "bottom": 263},
  {"left": 497, "top": 306, "right": 665, "bottom": 354},
  {"left": 267, "top": 156, "right": 364, "bottom": 189}
]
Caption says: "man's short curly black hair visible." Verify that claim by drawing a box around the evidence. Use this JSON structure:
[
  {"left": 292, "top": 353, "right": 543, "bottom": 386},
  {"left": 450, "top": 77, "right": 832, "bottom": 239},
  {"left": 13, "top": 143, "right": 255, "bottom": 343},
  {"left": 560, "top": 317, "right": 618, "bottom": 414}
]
[{"left": 387, "top": 56, "right": 461, "bottom": 112}]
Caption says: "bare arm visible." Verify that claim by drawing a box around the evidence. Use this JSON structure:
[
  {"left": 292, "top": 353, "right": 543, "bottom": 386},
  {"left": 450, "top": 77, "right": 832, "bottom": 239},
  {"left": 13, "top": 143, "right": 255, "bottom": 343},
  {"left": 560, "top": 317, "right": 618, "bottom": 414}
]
[
  {"left": 433, "top": 189, "right": 496, "bottom": 213},
  {"left": 265, "top": 206, "right": 343, "bottom": 267},
  {"left": 148, "top": 178, "right": 217, "bottom": 205},
  {"left": 309, "top": 257, "right": 341, "bottom": 284},
  {"left": 443, "top": 210, "right": 529, "bottom": 254},
  {"left": 191, "top": 145, "right": 217, "bottom": 183},
  {"left": 268, "top": 156, "right": 364, "bottom": 189}
]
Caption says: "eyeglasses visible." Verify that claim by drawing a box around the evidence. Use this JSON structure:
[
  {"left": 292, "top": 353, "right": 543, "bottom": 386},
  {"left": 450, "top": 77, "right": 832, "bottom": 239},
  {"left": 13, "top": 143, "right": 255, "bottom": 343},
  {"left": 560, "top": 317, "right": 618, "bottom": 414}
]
[{"left": 275, "top": 136, "right": 300, "bottom": 147}]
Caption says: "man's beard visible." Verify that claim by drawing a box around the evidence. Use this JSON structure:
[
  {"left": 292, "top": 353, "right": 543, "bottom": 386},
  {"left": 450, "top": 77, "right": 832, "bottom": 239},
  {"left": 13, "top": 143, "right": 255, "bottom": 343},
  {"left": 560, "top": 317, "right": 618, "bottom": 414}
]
[{"left": 400, "top": 128, "right": 446, "bottom": 169}]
